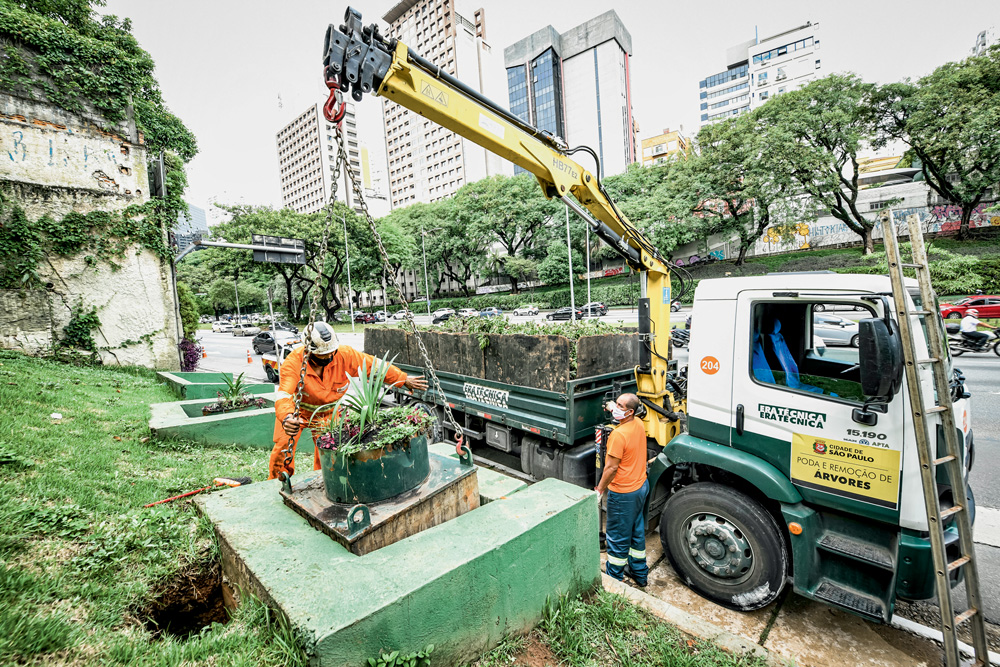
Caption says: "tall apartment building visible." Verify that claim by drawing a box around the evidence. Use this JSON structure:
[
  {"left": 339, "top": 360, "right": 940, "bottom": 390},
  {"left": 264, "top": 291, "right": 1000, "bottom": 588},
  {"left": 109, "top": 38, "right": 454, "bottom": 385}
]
[
  {"left": 699, "top": 22, "right": 821, "bottom": 130},
  {"left": 275, "top": 102, "right": 361, "bottom": 214},
  {"left": 381, "top": 0, "right": 509, "bottom": 208},
  {"left": 504, "top": 11, "right": 637, "bottom": 176},
  {"left": 641, "top": 128, "right": 689, "bottom": 167},
  {"left": 972, "top": 26, "right": 997, "bottom": 56}
]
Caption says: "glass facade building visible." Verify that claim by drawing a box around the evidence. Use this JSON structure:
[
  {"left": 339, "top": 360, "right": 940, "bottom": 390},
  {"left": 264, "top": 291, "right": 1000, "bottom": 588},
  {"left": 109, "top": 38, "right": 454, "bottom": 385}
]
[
  {"left": 507, "top": 65, "right": 530, "bottom": 124},
  {"left": 529, "top": 48, "right": 564, "bottom": 138}
]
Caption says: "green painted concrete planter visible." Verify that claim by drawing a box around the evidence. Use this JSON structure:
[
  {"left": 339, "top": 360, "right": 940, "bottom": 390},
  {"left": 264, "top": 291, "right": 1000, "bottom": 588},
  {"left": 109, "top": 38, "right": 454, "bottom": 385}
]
[
  {"left": 149, "top": 394, "right": 286, "bottom": 450},
  {"left": 157, "top": 371, "right": 274, "bottom": 401},
  {"left": 320, "top": 434, "right": 430, "bottom": 504}
]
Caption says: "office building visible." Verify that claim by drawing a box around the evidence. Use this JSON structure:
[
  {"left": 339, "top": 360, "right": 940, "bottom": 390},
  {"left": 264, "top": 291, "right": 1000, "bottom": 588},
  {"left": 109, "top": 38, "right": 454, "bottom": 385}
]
[
  {"left": 504, "top": 11, "right": 637, "bottom": 176},
  {"left": 972, "top": 26, "right": 997, "bottom": 56},
  {"left": 700, "top": 22, "right": 821, "bottom": 129},
  {"left": 275, "top": 102, "right": 361, "bottom": 215},
  {"left": 172, "top": 203, "right": 208, "bottom": 253},
  {"left": 641, "top": 128, "right": 690, "bottom": 166},
  {"left": 381, "top": 0, "right": 510, "bottom": 208}
]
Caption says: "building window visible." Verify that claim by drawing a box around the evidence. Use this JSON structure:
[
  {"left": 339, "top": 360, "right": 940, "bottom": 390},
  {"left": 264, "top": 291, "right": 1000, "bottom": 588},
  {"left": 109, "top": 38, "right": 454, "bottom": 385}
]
[
  {"left": 759, "top": 91, "right": 769, "bottom": 101},
  {"left": 529, "top": 48, "right": 564, "bottom": 138},
  {"left": 815, "top": 59, "right": 821, "bottom": 69}
]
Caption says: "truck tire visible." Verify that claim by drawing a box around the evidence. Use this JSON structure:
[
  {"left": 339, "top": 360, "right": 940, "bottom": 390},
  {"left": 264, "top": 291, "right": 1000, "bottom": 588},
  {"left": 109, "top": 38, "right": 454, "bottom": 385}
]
[
  {"left": 411, "top": 402, "right": 444, "bottom": 443},
  {"left": 660, "top": 482, "right": 787, "bottom": 611},
  {"left": 265, "top": 366, "right": 277, "bottom": 383}
]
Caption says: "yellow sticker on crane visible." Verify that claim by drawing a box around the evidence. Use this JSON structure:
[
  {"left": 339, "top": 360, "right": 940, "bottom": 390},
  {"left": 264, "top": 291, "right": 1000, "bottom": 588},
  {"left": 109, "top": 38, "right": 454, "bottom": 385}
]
[{"left": 790, "top": 432, "right": 901, "bottom": 509}]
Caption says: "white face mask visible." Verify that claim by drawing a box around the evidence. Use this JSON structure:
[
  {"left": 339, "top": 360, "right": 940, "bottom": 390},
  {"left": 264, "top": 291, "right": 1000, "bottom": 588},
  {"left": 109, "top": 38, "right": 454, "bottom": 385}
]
[{"left": 612, "top": 406, "right": 630, "bottom": 421}]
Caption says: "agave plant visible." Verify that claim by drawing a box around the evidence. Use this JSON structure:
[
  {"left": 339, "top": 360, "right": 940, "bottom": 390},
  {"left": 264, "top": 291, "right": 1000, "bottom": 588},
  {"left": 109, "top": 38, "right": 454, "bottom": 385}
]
[
  {"left": 219, "top": 372, "right": 248, "bottom": 402},
  {"left": 333, "top": 353, "right": 397, "bottom": 440}
]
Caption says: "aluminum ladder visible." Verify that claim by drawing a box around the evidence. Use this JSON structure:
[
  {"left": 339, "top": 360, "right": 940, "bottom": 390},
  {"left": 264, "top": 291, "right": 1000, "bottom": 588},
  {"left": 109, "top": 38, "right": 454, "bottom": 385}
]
[{"left": 881, "top": 209, "right": 989, "bottom": 666}]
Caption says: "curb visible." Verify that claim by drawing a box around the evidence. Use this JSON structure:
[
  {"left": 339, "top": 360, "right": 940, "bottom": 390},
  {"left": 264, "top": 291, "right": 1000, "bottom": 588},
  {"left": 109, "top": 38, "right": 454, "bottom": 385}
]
[
  {"left": 601, "top": 574, "right": 794, "bottom": 666},
  {"left": 891, "top": 615, "right": 1000, "bottom": 665}
]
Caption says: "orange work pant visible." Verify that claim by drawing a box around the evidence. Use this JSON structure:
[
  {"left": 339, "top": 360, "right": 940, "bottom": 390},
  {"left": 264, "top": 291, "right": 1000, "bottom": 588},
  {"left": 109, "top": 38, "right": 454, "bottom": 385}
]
[{"left": 267, "top": 412, "right": 327, "bottom": 480}]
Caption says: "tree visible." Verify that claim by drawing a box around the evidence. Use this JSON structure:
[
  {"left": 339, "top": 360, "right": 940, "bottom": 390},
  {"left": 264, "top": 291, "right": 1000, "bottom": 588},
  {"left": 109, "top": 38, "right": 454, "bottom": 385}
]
[
  {"left": 537, "top": 240, "right": 584, "bottom": 286},
  {"left": 873, "top": 45, "right": 1000, "bottom": 239},
  {"left": 688, "top": 113, "right": 813, "bottom": 265},
  {"left": 175, "top": 282, "right": 200, "bottom": 340},
  {"left": 758, "top": 74, "right": 881, "bottom": 254},
  {"left": 456, "top": 173, "right": 560, "bottom": 261}
]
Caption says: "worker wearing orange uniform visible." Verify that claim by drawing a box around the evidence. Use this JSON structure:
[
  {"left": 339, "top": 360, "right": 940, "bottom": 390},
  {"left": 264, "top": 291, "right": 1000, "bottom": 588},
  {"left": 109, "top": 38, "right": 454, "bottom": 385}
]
[{"left": 267, "top": 321, "right": 428, "bottom": 480}]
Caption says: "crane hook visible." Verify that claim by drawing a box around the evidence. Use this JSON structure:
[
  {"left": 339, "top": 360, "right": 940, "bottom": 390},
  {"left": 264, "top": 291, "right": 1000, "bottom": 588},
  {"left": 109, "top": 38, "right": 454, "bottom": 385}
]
[{"left": 323, "top": 70, "right": 347, "bottom": 126}]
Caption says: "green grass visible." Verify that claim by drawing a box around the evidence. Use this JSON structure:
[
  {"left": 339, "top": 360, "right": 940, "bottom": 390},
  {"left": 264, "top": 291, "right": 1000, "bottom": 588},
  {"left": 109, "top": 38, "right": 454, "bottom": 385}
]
[
  {"left": 468, "top": 591, "right": 767, "bottom": 667},
  {"left": 0, "top": 350, "right": 312, "bottom": 665}
]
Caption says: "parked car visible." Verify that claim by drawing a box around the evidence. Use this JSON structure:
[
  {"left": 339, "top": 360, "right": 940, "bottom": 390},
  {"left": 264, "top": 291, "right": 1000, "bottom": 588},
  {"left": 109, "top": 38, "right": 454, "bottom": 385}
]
[
  {"left": 392, "top": 310, "right": 414, "bottom": 321},
  {"left": 375, "top": 311, "right": 388, "bottom": 322},
  {"left": 211, "top": 321, "right": 230, "bottom": 333},
  {"left": 479, "top": 307, "right": 504, "bottom": 318},
  {"left": 939, "top": 295, "right": 1000, "bottom": 320},
  {"left": 354, "top": 312, "right": 378, "bottom": 324},
  {"left": 271, "top": 321, "right": 298, "bottom": 334},
  {"left": 813, "top": 313, "right": 860, "bottom": 347},
  {"left": 580, "top": 302, "right": 608, "bottom": 317},
  {"left": 812, "top": 303, "right": 864, "bottom": 312},
  {"left": 251, "top": 330, "right": 301, "bottom": 355},
  {"left": 432, "top": 312, "right": 453, "bottom": 325},
  {"left": 546, "top": 307, "right": 583, "bottom": 321},
  {"left": 232, "top": 323, "right": 261, "bottom": 337},
  {"left": 457, "top": 308, "right": 479, "bottom": 318},
  {"left": 433, "top": 307, "right": 456, "bottom": 318},
  {"left": 670, "top": 300, "right": 683, "bottom": 312},
  {"left": 512, "top": 304, "right": 539, "bottom": 316}
]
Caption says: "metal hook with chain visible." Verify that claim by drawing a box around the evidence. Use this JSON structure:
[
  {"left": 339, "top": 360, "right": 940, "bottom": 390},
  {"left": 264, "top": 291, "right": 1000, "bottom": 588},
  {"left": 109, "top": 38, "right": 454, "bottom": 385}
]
[{"left": 331, "top": 124, "right": 467, "bottom": 455}]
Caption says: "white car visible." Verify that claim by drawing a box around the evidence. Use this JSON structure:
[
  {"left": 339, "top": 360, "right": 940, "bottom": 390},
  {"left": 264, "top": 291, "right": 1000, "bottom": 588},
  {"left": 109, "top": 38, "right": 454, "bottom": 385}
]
[
  {"left": 512, "top": 305, "right": 539, "bottom": 316},
  {"left": 212, "top": 322, "right": 233, "bottom": 333},
  {"left": 457, "top": 308, "right": 479, "bottom": 318},
  {"left": 391, "top": 310, "right": 414, "bottom": 321},
  {"left": 232, "top": 323, "right": 261, "bottom": 337},
  {"left": 433, "top": 307, "right": 455, "bottom": 318}
]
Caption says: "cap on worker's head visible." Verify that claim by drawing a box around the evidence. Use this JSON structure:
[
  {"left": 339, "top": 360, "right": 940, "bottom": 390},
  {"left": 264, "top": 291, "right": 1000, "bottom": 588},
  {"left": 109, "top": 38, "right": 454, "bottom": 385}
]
[
  {"left": 968, "top": 309, "right": 979, "bottom": 316},
  {"left": 307, "top": 321, "right": 339, "bottom": 355}
]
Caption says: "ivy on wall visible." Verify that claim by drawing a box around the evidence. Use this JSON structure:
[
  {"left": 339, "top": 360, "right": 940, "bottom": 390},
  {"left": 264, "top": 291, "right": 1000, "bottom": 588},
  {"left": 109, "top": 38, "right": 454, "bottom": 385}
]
[{"left": 0, "top": 0, "right": 198, "bottom": 161}]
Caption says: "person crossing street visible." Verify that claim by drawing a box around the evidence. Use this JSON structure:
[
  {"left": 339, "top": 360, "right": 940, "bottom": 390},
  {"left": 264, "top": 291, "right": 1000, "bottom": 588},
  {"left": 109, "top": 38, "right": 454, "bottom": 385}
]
[
  {"left": 597, "top": 392, "right": 649, "bottom": 587},
  {"left": 267, "top": 321, "right": 428, "bottom": 480}
]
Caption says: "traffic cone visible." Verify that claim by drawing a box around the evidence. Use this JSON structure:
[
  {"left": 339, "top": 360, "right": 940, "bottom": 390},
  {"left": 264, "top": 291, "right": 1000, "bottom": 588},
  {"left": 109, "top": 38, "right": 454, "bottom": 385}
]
[
  {"left": 202, "top": 349, "right": 207, "bottom": 358},
  {"left": 247, "top": 350, "right": 252, "bottom": 364}
]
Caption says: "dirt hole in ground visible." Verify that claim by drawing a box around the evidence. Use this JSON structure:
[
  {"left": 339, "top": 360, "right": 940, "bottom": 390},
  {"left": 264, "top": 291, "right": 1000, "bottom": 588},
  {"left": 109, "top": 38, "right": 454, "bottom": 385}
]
[{"left": 142, "top": 561, "right": 231, "bottom": 638}]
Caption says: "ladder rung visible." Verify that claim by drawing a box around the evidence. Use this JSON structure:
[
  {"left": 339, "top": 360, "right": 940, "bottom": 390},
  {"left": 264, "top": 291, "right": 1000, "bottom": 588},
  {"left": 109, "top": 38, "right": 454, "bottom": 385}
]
[
  {"left": 934, "top": 455, "right": 957, "bottom": 466},
  {"left": 916, "top": 358, "right": 939, "bottom": 364},
  {"left": 900, "top": 262, "right": 926, "bottom": 269},
  {"left": 947, "top": 555, "right": 971, "bottom": 573},
  {"left": 940, "top": 505, "right": 964, "bottom": 519},
  {"left": 925, "top": 406, "right": 947, "bottom": 414},
  {"left": 908, "top": 310, "right": 932, "bottom": 315},
  {"left": 954, "top": 607, "right": 978, "bottom": 626}
]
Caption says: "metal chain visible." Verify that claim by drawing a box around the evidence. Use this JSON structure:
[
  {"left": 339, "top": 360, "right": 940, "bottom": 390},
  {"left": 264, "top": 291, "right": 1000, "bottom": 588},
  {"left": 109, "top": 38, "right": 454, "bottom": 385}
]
[
  {"left": 279, "top": 149, "right": 337, "bottom": 473},
  {"left": 333, "top": 124, "right": 465, "bottom": 447}
]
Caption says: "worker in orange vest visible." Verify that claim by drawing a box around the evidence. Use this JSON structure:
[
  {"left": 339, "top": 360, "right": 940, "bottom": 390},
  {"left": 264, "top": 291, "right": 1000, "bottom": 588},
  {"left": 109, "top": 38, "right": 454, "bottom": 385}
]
[{"left": 267, "top": 321, "right": 428, "bottom": 480}]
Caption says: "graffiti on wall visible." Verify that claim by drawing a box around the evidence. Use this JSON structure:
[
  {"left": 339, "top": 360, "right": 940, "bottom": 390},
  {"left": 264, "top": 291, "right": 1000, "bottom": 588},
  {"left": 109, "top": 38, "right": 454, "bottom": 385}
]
[{"left": 754, "top": 203, "right": 1000, "bottom": 255}]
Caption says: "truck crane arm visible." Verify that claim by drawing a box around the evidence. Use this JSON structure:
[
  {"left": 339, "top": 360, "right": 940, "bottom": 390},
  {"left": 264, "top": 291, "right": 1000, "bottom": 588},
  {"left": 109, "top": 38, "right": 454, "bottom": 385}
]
[{"left": 323, "top": 7, "right": 685, "bottom": 443}]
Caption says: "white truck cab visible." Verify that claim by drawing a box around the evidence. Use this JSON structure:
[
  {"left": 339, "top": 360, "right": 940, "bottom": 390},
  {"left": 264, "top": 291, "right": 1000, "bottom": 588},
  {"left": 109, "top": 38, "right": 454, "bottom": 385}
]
[{"left": 646, "top": 274, "right": 974, "bottom": 620}]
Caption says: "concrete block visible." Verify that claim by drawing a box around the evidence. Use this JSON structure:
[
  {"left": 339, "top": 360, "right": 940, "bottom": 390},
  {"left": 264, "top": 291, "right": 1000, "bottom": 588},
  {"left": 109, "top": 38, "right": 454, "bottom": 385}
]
[
  {"left": 148, "top": 393, "right": 284, "bottom": 449},
  {"left": 197, "top": 477, "right": 600, "bottom": 667},
  {"left": 427, "top": 441, "right": 528, "bottom": 502},
  {"left": 156, "top": 371, "right": 274, "bottom": 400}
]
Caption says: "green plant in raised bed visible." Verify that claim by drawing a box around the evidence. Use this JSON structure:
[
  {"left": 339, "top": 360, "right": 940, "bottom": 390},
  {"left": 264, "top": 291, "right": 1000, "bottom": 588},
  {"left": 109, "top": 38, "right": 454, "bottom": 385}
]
[{"left": 201, "top": 373, "right": 265, "bottom": 416}]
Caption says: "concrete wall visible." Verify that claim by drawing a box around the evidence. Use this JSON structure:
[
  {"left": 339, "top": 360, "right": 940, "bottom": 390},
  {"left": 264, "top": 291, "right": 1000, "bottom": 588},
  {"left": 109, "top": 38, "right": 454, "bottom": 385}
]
[{"left": 0, "top": 91, "right": 181, "bottom": 369}]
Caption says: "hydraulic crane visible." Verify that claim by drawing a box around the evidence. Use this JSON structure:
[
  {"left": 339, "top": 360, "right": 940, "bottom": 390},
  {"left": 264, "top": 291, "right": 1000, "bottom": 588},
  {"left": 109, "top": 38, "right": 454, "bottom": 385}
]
[{"left": 322, "top": 7, "right": 685, "bottom": 449}]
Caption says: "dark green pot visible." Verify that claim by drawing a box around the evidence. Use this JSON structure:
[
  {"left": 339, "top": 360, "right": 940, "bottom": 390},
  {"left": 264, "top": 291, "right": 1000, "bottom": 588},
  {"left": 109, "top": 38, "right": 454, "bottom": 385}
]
[{"left": 320, "top": 433, "right": 430, "bottom": 504}]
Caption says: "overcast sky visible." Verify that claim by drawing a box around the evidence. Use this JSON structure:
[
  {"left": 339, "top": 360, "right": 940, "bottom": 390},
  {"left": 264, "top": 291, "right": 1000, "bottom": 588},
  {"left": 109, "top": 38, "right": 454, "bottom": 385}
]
[{"left": 101, "top": 0, "right": 995, "bottom": 222}]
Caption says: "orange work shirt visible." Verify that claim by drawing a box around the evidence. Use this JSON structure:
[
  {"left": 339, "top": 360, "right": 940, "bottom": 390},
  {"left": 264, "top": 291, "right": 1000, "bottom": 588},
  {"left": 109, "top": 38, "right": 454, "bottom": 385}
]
[
  {"left": 274, "top": 345, "right": 408, "bottom": 423},
  {"left": 606, "top": 418, "right": 647, "bottom": 493}
]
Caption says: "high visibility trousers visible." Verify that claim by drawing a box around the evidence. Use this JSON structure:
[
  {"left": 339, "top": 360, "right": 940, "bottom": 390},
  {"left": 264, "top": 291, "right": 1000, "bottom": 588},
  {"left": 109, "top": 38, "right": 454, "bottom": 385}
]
[
  {"left": 267, "top": 413, "right": 324, "bottom": 480},
  {"left": 605, "top": 479, "right": 649, "bottom": 585}
]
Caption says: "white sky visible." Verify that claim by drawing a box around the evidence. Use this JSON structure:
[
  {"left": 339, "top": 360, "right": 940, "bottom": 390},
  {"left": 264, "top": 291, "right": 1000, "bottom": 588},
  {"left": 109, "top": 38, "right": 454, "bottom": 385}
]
[{"left": 101, "top": 0, "right": 996, "bottom": 222}]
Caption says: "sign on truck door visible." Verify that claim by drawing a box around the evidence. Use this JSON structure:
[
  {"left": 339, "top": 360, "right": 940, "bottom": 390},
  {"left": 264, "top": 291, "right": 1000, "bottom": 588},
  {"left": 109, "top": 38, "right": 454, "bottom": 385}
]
[{"left": 729, "top": 293, "right": 906, "bottom": 524}]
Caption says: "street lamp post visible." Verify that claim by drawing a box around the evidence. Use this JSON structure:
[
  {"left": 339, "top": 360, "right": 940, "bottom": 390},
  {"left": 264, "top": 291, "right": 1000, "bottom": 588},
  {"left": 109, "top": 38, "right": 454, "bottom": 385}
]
[
  {"left": 585, "top": 223, "right": 592, "bottom": 305},
  {"left": 343, "top": 214, "right": 355, "bottom": 332},
  {"left": 565, "top": 204, "right": 576, "bottom": 322},
  {"left": 421, "top": 227, "right": 443, "bottom": 316}
]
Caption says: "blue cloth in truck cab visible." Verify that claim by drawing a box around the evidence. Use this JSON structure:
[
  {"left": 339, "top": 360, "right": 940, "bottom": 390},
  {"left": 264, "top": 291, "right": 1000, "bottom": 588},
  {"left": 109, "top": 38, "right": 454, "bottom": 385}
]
[
  {"left": 766, "top": 320, "right": 823, "bottom": 394},
  {"left": 752, "top": 334, "right": 775, "bottom": 384}
]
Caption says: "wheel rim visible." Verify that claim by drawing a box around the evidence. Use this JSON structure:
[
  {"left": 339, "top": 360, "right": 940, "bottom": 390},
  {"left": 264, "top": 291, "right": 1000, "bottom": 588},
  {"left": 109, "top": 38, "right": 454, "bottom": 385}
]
[
  {"left": 851, "top": 335, "right": 859, "bottom": 348},
  {"left": 681, "top": 512, "right": 754, "bottom": 583}
]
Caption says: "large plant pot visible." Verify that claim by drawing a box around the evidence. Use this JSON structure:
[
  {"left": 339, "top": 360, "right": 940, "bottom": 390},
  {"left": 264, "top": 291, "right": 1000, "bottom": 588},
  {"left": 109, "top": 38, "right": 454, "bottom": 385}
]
[{"left": 320, "top": 434, "right": 430, "bottom": 504}]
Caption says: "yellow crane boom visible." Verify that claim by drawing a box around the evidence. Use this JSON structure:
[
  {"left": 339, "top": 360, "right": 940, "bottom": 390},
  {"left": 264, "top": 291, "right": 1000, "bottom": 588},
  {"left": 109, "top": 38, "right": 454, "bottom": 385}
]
[{"left": 324, "top": 7, "right": 684, "bottom": 445}]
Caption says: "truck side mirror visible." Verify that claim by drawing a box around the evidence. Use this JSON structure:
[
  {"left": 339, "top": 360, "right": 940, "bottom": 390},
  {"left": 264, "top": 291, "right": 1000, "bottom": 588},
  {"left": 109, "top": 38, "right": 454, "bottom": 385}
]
[{"left": 858, "top": 318, "right": 903, "bottom": 400}]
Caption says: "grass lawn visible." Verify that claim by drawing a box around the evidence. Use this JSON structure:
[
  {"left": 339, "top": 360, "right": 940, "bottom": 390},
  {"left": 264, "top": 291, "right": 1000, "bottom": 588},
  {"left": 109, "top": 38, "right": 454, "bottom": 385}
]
[
  {"left": 0, "top": 350, "right": 312, "bottom": 665},
  {"left": 472, "top": 591, "right": 767, "bottom": 667}
]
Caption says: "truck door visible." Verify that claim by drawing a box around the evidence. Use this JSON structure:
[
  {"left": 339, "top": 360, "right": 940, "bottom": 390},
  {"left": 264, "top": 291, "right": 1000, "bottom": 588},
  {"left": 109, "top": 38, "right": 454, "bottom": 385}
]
[{"left": 730, "top": 294, "right": 906, "bottom": 523}]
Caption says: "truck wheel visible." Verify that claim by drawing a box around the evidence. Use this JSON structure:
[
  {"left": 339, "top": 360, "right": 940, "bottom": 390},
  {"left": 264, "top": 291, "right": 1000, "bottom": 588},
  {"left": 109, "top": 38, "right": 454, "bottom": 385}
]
[
  {"left": 412, "top": 402, "right": 444, "bottom": 443},
  {"left": 660, "top": 483, "right": 787, "bottom": 611},
  {"left": 264, "top": 366, "right": 277, "bottom": 383}
]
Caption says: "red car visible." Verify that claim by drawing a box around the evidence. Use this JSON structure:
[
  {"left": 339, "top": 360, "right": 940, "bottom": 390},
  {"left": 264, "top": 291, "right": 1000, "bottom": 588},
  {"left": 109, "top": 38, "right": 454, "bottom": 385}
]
[
  {"left": 939, "top": 295, "right": 1000, "bottom": 320},
  {"left": 353, "top": 312, "right": 378, "bottom": 323}
]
